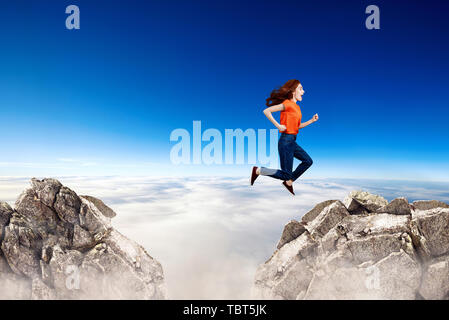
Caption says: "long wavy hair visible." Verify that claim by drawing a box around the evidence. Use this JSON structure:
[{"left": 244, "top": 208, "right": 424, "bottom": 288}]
[{"left": 265, "top": 79, "right": 301, "bottom": 107}]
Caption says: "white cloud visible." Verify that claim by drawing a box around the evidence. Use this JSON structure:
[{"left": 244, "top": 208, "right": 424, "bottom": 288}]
[{"left": 1, "top": 176, "right": 448, "bottom": 299}]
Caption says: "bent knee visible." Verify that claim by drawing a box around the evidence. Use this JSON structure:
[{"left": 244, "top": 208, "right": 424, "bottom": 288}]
[{"left": 305, "top": 158, "right": 313, "bottom": 167}]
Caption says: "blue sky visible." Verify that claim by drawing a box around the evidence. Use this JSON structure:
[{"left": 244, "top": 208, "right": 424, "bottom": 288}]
[{"left": 0, "top": 0, "right": 448, "bottom": 179}]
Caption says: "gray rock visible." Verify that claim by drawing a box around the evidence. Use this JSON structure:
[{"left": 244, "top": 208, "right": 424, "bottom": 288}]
[
  {"left": 276, "top": 220, "right": 307, "bottom": 249},
  {"left": 80, "top": 195, "right": 116, "bottom": 218},
  {"left": 303, "top": 267, "right": 369, "bottom": 299},
  {"left": 408, "top": 219, "right": 432, "bottom": 262},
  {"left": 0, "top": 178, "right": 167, "bottom": 300},
  {"left": 0, "top": 201, "right": 13, "bottom": 240},
  {"left": 272, "top": 257, "right": 313, "bottom": 299},
  {"left": 338, "top": 213, "right": 411, "bottom": 239},
  {"left": 253, "top": 191, "right": 449, "bottom": 300},
  {"left": 377, "top": 197, "right": 411, "bottom": 215},
  {"left": 0, "top": 271, "right": 31, "bottom": 299},
  {"left": 328, "top": 214, "right": 414, "bottom": 264},
  {"left": 345, "top": 233, "right": 404, "bottom": 264},
  {"left": 15, "top": 188, "right": 58, "bottom": 231},
  {"left": 47, "top": 245, "right": 84, "bottom": 298},
  {"left": 54, "top": 186, "right": 81, "bottom": 225},
  {"left": 72, "top": 224, "right": 96, "bottom": 250},
  {"left": 320, "top": 249, "right": 354, "bottom": 274},
  {"left": 30, "top": 178, "right": 62, "bottom": 207},
  {"left": 252, "top": 231, "right": 317, "bottom": 299},
  {"left": 103, "top": 229, "right": 166, "bottom": 288},
  {"left": 0, "top": 252, "right": 12, "bottom": 273},
  {"left": 31, "top": 278, "right": 57, "bottom": 300},
  {"left": 419, "top": 254, "right": 449, "bottom": 300},
  {"left": 344, "top": 190, "right": 388, "bottom": 213},
  {"left": 0, "top": 201, "right": 13, "bottom": 226},
  {"left": 345, "top": 198, "right": 370, "bottom": 215},
  {"left": 302, "top": 200, "right": 338, "bottom": 223},
  {"left": 411, "top": 207, "right": 449, "bottom": 257},
  {"left": 1, "top": 225, "right": 41, "bottom": 278},
  {"left": 372, "top": 250, "right": 421, "bottom": 299},
  {"left": 303, "top": 250, "right": 420, "bottom": 300},
  {"left": 79, "top": 197, "right": 111, "bottom": 235},
  {"left": 305, "top": 201, "right": 349, "bottom": 239},
  {"left": 78, "top": 243, "right": 159, "bottom": 299},
  {"left": 412, "top": 200, "right": 449, "bottom": 211}
]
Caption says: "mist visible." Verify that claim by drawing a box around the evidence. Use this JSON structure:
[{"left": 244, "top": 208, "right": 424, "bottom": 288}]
[{"left": 1, "top": 176, "right": 448, "bottom": 299}]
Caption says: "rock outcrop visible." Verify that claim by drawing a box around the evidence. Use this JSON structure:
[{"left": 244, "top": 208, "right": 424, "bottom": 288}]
[
  {"left": 252, "top": 190, "right": 449, "bottom": 300},
  {"left": 0, "top": 178, "right": 167, "bottom": 300}
]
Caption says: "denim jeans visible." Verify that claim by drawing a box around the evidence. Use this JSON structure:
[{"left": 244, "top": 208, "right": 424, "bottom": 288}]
[{"left": 260, "top": 133, "right": 313, "bottom": 181}]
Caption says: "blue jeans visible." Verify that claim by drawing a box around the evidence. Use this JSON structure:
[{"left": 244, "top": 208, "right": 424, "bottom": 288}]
[{"left": 260, "top": 133, "right": 313, "bottom": 181}]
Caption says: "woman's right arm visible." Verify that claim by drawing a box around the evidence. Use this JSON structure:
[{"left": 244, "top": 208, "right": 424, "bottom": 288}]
[{"left": 263, "top": 103, "right": 286, "bottom": 131}]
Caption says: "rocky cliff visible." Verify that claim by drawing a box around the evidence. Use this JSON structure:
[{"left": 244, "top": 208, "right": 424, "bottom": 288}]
[
  {"left": 252, "top": 191, "right": 449, "bottom": 300},
  {"left": 0, "top": 178, "right": 167, "bottom": 299}
]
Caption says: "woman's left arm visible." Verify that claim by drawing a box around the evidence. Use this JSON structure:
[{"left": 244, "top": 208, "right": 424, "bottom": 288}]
[{"left": 299, "top": 113, "right": 319, "bottom": 129}]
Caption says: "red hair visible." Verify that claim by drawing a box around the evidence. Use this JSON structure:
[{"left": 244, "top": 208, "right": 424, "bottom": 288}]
[{"left": 265, "top": 79, "right": 301, "bottom": 106}]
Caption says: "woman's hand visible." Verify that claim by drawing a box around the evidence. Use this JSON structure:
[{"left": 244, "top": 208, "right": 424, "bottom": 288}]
[
  {"left": 299, "top": 113, "right": 319, "bottom": 129},
  {"left": 278, "top": 124, "right": 286, "bottom": 132}
]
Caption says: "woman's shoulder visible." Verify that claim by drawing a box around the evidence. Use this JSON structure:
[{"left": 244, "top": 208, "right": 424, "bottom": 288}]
[{"left": 282, "top": 99, "right": 296, "bottom": 109}]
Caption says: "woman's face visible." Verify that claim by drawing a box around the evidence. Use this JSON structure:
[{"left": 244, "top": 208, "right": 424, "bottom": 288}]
[{"left": 295, "top": 83, "right": 305, "bottom": 101}]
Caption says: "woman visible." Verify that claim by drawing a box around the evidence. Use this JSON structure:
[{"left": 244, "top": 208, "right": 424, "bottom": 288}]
[{"left": 250, "top": 79, "right": 319, "bottom": 195}]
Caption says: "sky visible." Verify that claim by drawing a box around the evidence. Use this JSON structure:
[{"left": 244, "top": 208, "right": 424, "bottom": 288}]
[{"left": 0, "top": 0, "right": 448, "bottom": 180}]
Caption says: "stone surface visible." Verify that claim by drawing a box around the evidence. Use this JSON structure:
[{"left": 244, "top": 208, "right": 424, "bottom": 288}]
[
  {"left": 54, "top": 186, "right": 81, "bottom": 225},
  {"left": 411, "top": 207, "right": 449, "bottom": 257},
  {"left": 276, "top": 220, "right": 307, "bottom": 249},
  {"left": 412, "top": 200, "right": 449, "bottom": 211},
  {"left": 1, "top": 224, "right": 41, "bottom": 278},
  {"left": 303, "top": 250, "right": 420, "bottom": 300},
  {"left": 80, "top": 195, "right": 116, "bottom": 218},
  {"left": 377, "top": 197, "right": 411, "bottom": 215},
  {"left": 419, "top": 254, "right": 449, "bottom": 299},
  {"left": 31, "top": 278, "right": 56, "bottom": 300},
  {"left": 14, "top": 188, "right": 59, "bottom": 230},
  {"left": 253, "top": 190, "right": 449, "bottom": 300},
  {"left": 0, "top": 201, "right": 13, "bottom": 240},
  {"left": 79, "top": 197, "right": 112, "bottom": 235},
  {"left": 72, "top": 224, "right": 96, "bottom": 250},
  {"left": 302, "top": 200, "right": 338, "bottom": 223},
  {"left": 0, "top": 178, "right": 166, "bottom": 300},
  {"left": 304, "top": 201, "right": 349, "bottom": 239},
  {"left": 0, "top": 270, "right": 31, "bottom": 299},
  {"left": 344, "top": 190, "right": 388, "bottom": 213},
  {"left": 345, "top": 198, "right": 370, "bottom": 215},
  {"left": 30, "top": 178, "right": 62, "bottom": 207},
  {"left": 0, "top": 202, "right": 13, "bottom": 225}
]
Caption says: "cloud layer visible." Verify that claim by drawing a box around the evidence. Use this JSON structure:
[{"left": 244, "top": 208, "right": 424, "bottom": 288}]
[{"left": 1, "top": 176, "right": 448, "bottom": 299}]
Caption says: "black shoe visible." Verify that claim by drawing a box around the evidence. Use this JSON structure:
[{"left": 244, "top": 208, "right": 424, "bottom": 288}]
[
  {"left": 282, "top": 181, "right": 295, "bottom": 195},
  {"left": 250, "top": 166, "right": 259, "bottom": 185}
]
